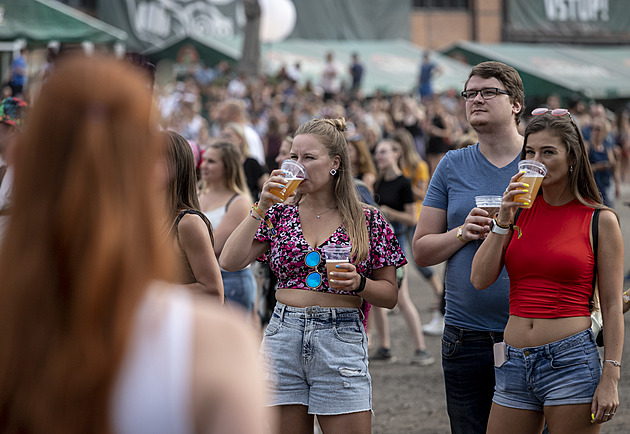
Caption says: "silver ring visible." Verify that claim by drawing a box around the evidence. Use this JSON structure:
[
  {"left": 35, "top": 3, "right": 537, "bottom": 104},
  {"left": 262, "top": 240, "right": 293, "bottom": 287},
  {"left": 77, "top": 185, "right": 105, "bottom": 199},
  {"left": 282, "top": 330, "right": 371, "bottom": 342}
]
[{"left": 605, "top": 413, "right": 614, "bottom": 416}]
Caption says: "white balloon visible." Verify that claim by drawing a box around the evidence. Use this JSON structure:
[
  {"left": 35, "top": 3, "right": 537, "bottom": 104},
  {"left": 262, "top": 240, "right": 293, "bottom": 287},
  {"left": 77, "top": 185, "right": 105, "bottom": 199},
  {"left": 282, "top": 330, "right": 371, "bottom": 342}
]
[{"left": 259, "top": 0, "right": 297, "bottom": 43}]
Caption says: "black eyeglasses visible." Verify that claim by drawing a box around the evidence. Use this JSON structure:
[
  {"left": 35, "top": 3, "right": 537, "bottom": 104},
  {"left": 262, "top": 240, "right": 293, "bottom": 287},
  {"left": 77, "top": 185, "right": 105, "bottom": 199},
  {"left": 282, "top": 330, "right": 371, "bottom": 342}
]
[{"left": 461, "top": 88, "right": 510, "bottom": 101}]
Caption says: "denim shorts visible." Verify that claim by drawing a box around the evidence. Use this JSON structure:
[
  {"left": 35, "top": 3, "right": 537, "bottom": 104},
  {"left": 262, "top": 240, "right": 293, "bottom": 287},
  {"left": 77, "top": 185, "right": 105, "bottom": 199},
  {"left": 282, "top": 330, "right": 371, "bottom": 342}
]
[
  {"left": 221, "top": 268, "right": 257, "bottom": 312},
  {"left": 493, "top": 329, "right": 601, "bottom": 411},
  {"left": 260, "top": 302, "right": 371, "bottom": 415}
]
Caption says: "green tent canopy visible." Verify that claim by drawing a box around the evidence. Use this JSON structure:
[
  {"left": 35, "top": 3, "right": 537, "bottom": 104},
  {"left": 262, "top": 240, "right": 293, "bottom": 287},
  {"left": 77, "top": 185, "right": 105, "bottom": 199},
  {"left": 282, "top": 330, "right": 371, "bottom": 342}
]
[
  {"left": 0, "top": 0, "right": 127, "bottom": 45},
  {"left": 144, "top": 36, "right": 472, "bottom": 96},
  {"left": 259, "top": 39, "right": 472, "bottom": 96},
  {"left": 142, "top": 33, "right": 240, "bottom": 67},
  {"left": 442, "top": 41, "right": 630, "bottom": 101}
]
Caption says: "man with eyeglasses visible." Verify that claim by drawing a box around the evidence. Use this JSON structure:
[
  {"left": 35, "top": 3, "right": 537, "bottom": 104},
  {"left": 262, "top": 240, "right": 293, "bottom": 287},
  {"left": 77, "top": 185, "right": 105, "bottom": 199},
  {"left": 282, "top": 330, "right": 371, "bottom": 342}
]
[{"left": 413, "top": 61, "right": 525, "bottom": 434}]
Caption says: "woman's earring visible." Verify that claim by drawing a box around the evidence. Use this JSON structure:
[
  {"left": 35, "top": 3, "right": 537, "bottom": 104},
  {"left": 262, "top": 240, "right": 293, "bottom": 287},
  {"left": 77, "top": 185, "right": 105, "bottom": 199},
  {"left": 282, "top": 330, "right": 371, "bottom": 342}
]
[
  {"left": 330, "top": 168, "right": 337, "bottom": 176},
  {"left": 570, "top": 165, "right": 574, "bottom": 173}
]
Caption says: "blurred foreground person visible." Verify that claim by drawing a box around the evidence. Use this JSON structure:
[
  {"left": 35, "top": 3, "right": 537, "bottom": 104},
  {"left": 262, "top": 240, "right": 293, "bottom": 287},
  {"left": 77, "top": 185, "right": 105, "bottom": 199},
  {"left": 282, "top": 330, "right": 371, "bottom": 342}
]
[
  {"left": 0, "top": 96, "right": 27, "bottom": 240},
  {"left": 0, "top": 56, "right": 267, "bottom": 434}
]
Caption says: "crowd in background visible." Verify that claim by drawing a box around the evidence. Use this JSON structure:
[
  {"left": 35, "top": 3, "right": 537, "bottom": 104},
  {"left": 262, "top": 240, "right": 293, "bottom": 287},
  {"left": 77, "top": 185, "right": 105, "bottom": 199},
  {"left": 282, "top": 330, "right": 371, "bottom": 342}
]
[
  {"left": 147, "top": 53, "right": 630, "bottom": 330},
  {"left": 158, "top": 56, "right": 629, "bottom": 200},
  {"left": 5, "top": 48, "right": 630, "bottom": 328}
]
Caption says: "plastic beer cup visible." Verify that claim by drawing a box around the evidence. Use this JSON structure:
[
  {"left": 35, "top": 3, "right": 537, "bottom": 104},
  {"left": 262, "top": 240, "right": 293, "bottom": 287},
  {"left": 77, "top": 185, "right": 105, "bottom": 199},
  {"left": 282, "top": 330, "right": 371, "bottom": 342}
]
[
  {"left": 514, "top": 160, "right": 547, "bottom": 208},
  {"left": 475, "top": 195, "right": 502, "bottom": 217},
  {"left": 322, "top": 244, "right": 352, "bottom": 289},
  {"left": 270, "top": 159, "right": 306, "bottom": 202}
]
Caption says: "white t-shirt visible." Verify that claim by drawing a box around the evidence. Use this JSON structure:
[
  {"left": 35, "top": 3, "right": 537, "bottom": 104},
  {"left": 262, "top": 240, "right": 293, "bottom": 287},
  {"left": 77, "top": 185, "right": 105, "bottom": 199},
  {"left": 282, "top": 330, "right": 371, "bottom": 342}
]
[{"left": 244, "top": 124, "right": 266, "bottom": 166}]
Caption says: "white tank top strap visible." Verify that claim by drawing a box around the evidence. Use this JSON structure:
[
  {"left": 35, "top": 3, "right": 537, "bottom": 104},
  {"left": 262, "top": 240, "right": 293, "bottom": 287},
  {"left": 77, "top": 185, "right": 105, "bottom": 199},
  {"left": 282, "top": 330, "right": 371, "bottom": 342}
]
[{"left": 111, "top": 282, "right": 194, "bottom": 434}]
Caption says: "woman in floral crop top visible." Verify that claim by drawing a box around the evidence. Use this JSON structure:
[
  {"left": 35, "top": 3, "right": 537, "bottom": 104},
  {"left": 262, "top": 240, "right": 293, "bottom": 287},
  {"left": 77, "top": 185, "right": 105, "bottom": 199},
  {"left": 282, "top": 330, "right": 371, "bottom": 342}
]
[
  {"left": 471, "top": 110, "right": 623, "bottom": 432},
  {"left": 221, "top": 117, "right": 406, "bottom": 433}
]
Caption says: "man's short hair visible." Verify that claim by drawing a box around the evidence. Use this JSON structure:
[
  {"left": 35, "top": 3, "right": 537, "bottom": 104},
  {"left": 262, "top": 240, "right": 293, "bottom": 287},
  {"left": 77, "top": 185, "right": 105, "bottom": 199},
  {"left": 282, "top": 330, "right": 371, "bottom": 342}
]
[{"left": 465, "top": 61, "right": 525, "bottom": 125}]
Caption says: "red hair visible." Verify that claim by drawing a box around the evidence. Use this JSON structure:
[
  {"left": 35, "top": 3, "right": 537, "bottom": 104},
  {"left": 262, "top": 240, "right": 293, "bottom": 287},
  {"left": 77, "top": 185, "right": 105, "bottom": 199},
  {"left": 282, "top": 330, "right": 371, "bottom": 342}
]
[{"left": 0, "top": 55, "right": 175, "bottom": 433}]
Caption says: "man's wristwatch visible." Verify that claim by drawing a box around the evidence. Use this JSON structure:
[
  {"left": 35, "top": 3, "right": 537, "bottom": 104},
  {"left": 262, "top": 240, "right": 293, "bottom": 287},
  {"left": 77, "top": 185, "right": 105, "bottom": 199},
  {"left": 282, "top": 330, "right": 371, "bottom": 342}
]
[
  {"left": 489, "top": 218, "right": 510, "bottom": 235},
  {"left": 623, "top": 290, "right": 630, "bottom": 304}
]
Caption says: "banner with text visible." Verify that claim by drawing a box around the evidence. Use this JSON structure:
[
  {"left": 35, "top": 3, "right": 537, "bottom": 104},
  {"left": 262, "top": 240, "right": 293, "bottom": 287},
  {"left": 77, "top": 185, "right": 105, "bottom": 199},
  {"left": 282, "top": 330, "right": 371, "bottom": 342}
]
[{"left": 506, "top": 0, "right": 630, "bottom": 43}]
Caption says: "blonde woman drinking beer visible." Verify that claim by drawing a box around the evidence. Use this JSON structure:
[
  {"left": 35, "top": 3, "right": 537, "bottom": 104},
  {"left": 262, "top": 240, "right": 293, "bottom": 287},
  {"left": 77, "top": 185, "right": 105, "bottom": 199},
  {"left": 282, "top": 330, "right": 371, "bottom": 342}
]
[{"left": 221, "top": 117, "right": 406, "bottom": 434}]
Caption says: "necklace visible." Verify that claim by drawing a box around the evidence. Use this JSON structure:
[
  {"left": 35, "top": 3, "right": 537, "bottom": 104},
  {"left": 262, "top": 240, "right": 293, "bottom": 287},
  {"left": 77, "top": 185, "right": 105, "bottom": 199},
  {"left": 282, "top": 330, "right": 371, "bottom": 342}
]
[{"left": 305, "top": 200, "right": 336, "bottom": 219}]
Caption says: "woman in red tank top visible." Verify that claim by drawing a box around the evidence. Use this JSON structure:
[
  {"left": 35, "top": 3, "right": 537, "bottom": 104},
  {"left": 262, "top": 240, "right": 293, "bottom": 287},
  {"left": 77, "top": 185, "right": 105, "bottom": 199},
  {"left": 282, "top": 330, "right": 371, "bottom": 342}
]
[{"left": 471, "top": 109, "right": 623, "bottom": 433}]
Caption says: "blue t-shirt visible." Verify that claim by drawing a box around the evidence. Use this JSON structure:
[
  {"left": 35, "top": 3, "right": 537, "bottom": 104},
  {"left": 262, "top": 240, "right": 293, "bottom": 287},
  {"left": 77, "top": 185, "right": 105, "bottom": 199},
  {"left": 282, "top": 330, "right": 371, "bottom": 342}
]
[
  {"left": 10, "top": 56, "right": 26, "bottom": 86},
  {"left": 423, "top": 143, "right": 520, "bottom": 332}
]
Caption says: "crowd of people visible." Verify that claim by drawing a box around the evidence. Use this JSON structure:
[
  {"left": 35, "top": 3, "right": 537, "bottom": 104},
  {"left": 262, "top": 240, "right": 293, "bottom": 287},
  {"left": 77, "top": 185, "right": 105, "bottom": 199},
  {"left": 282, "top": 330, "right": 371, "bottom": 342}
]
[{"left": 0, "top": 48, "right": 628, "bottom": 433}]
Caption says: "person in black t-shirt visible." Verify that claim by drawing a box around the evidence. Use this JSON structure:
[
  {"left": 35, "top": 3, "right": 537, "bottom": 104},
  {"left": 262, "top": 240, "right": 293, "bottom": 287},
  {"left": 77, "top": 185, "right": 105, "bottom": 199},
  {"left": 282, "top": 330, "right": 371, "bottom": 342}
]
[{"left": 370, "top": 139, "right": 434, "bottom": 366}]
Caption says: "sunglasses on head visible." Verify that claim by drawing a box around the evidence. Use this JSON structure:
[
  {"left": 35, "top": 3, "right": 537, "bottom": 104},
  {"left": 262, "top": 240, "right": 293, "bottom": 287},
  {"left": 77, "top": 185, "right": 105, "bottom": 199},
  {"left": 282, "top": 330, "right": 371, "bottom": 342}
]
[
  {"left": 531, "top": 107, "right": 583, "bottom": 146},
  {"left": 531, "top": 108, "right": 569, "bottom": 117},
  {"left": 531, "top": 107, "right": 580, "bottom": 128}
]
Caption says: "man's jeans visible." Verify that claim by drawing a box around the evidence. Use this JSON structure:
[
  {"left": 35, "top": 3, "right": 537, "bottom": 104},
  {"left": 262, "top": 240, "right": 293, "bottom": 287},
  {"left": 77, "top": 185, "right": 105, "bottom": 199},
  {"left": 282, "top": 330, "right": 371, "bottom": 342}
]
[{"left": 442, "top": 324, "right": 504, "bottom": 434}]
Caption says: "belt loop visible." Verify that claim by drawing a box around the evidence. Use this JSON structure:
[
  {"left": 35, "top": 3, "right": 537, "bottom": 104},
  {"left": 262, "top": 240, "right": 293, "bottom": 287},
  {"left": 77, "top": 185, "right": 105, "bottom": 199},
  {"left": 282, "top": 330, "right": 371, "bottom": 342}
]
[
  {"left": 331, "top": 308, "right": 337, "bottom": 325},
  {"left": 279, "top": 303, "right": 286, "bottom": 322}
]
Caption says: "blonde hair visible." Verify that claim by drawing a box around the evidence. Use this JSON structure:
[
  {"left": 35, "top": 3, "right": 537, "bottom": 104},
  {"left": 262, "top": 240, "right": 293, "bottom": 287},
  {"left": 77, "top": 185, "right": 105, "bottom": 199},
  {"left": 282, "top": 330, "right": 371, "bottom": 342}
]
[
  {"left": 294, "top": 117, "right": 370, "bottom": 262},
  {"left": 391, "top": 128, "right": 422, "bottom": 174},
  {"left": 203, "top": 140, "right": 250, "bottom": 198},
  {"left": 347, "top": 135, "right": 376, "bottom": 179},
  {"left": 223, "top": 121, "right": 251, "bottom": 157}
]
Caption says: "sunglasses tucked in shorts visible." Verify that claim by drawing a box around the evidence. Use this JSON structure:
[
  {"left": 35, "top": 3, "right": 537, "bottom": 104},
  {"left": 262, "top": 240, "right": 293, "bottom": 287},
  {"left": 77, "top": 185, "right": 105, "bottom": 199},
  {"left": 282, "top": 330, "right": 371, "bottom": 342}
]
[
  {"left": 260, "top": 302, "right": 371, "bottom": 415},
  {"left": 493, "top": 329, "right": 601, "bottom": 411}
]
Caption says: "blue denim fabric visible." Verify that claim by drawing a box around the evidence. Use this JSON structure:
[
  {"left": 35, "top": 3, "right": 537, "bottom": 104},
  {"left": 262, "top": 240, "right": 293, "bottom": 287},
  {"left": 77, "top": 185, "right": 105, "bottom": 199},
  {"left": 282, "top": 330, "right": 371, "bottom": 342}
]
[
  {"left": 221, "top": 268, "right": 257, "bottom": 312},
  {"left": 494, "top": 329, "right": 601, "bottom": 411},
  {"left": 260, "top": 302, "right": 371, "bottom": 415},
  {"left": 442, "top": 324, "right": 504, "bottom": 434}
]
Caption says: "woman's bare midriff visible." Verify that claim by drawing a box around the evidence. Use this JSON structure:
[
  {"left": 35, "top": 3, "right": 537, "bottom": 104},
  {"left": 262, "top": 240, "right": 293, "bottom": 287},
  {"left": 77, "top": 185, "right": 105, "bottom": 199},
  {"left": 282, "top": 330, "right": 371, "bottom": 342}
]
[
  {"left": 504, "top": 315, "right": 593, "bottom": 348},
  {"left": 276, "top": 288, "right": 363, "bottom": 308}
]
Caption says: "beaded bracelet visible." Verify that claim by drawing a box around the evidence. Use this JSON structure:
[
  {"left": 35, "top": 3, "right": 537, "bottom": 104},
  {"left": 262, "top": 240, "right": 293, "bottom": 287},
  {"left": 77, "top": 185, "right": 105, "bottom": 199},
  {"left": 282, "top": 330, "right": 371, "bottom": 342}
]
[
  {"left": 251, "top": 202, "right": 277, "bottom": 237},
  {"left": 249, "top": 207, "right": 262, "bottom": 221}
]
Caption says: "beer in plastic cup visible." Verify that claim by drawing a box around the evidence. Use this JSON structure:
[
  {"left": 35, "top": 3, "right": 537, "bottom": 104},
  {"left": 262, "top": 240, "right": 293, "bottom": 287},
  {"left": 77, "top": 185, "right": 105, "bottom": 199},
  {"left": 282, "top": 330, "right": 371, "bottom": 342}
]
[
  {"left": 475, "top": 195, "right": 502, "bottom": 217},
  {"left": 514, "top": 160, "right": 547, "bottom": 208},
  {"left": 322, "top": 244, "right": 352, "bottom": 289},
  {"left": 270, "top": 159, "right": 306, "bottom": 202}
]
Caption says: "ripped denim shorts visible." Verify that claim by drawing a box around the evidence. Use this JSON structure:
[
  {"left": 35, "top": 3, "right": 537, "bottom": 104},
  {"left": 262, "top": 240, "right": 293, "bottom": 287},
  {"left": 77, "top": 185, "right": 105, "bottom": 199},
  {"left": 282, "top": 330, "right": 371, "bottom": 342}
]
[{"left": 260, "top": 302, "right": 371, "bottom": 415}]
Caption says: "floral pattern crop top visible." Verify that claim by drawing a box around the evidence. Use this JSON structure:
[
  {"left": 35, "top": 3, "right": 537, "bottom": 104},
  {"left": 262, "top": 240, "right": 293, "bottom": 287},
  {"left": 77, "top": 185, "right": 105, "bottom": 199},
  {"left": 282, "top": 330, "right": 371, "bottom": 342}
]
[{"left": 254, "top": 203, "right": 407, "bottom": 295}]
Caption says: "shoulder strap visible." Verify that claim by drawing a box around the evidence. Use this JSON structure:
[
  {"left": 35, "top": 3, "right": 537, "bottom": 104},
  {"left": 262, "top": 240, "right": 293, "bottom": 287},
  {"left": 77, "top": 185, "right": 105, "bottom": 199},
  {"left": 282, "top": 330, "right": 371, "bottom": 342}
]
[
  {"left": 591, "top": 208, "right": 600, "bottom": 289},
  {"left": 224, "top": 193, "right": 239, "bottom": 212},
  {"left": 174, "top": 209, "right": 215, "bottom": 247},
  {"left": 589, "top": 208, "right": 600, "bottom": 310},
  {"left": 513, "top": 207, "right": 523, "bottom": 225}
]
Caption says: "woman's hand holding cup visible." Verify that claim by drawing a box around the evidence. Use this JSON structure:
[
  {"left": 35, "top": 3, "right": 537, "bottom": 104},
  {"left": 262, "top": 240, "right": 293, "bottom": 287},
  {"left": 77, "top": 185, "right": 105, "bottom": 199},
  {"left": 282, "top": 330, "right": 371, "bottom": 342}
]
[
  {"left": 259, "top": 169, "right": 289, "bottom": 212},
  {"left": 498, "top": 171, "right": 532, "bottom": 225}
]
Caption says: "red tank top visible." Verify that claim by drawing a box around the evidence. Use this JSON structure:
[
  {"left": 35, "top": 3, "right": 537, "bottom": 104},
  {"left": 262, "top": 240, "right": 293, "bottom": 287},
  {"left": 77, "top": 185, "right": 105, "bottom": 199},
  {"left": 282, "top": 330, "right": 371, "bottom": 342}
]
[{"left": 504, "top": 197, "right": 595, "bottom": 318}]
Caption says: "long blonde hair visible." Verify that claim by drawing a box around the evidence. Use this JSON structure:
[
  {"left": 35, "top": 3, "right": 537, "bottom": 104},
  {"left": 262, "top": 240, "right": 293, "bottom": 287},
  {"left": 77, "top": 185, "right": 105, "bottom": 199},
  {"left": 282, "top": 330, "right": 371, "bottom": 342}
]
[
  {"left": 202, "top": 140, "right": 250, "bottom": 198},
  {"left": 294, "top": 117, "right": 369, "bottom": 262},
  {"left": 0, "top": 55, "right": 175, "bottom": 433}
]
